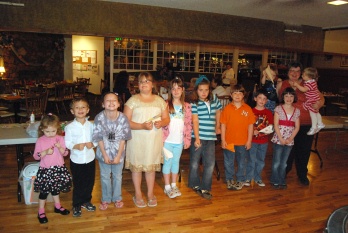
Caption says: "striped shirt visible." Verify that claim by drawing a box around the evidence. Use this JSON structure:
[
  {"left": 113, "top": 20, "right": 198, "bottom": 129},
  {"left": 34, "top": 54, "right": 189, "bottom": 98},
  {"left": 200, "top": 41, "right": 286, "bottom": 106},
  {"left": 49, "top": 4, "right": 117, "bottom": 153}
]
[{"left": 191, "top": 96, "right": 222, "bottom": 140}]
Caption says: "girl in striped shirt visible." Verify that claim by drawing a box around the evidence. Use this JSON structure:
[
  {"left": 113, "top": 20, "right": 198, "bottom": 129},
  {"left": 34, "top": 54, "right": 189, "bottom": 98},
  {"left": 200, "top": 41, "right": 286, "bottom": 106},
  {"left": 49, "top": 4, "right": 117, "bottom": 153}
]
[
  {"left": 291, "top": 67, "right": 325, "bottom": 135},
  {"left": 188, "top": 75, "right": 222, "bottom": 200}
]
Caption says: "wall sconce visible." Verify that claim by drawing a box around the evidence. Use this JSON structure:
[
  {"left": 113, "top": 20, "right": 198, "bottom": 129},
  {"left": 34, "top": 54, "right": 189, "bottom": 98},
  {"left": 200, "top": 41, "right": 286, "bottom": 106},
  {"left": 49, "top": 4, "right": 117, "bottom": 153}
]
[{"left": 0, "top": 56, "right": 5, "bottom": 76}]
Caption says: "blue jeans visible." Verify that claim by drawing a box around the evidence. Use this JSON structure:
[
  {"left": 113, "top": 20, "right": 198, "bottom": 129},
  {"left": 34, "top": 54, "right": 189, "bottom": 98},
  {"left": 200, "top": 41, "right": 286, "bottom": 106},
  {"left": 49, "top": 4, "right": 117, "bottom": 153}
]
[
  {"left": 162, "top": 142, "right": 183, "bottom": 174},
  {"left": 246, "top": 142, "right": 268, "bottom": 182},
  {"left": 99, "top": 160, "right": 124, "bottom": 203},
  {"left": 223, "top": 146, "right": 248, "bottom": 182},
  {"left": 270, "top": 143, "right": 292, "bottom": 185},
  {"left": 188, "top": 139, "right": 215, "bottom": 191}
]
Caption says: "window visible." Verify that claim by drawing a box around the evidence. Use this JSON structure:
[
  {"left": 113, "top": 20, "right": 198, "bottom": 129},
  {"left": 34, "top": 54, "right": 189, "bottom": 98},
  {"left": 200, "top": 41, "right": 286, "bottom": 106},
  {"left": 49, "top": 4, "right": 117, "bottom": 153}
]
[
  {"left": 199, "top": 44, "right": 233, "bottom": 74},
  {"left": 113, "top": 38, "right": 153, "bottom": 70},
  {"left": 268, "top": 50, "right": 296, "bottom": 67},
  {"left": 156, "top": 41, "right": 196, "bottom": 72}
]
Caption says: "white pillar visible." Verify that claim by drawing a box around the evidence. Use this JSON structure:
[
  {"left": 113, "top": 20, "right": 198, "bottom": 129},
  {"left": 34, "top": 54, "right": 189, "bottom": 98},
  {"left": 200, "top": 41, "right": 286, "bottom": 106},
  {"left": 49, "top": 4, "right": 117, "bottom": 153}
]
[
  {"left": 233, "top": 48, "right": 239, "bottom": 78},
  {"left": 152, "top": 40, "right": 157, "bottom": 71},
  {"left": 110, "top": 39, "right": 114, "bottom": 92},
  {"left": 195, "top": 44, "right": 200, "bottom": 72},
  {"left": 262, "top": 49, "right": 269, "bottom": 68}
]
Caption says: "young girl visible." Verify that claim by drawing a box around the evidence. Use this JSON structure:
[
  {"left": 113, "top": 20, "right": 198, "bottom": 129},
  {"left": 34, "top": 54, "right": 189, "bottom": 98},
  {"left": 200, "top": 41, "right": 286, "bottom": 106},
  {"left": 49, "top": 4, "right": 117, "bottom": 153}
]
[
  {"left": 270, "top": 87, "right": 300, "bottom": 189},
  {"left": 123, "top": 72, "right": 170, "bottom": 208},
  {"left": 33, "top": 114, "right": 72, "bottom": 224},
  {"left": 188, "top": 75, "right": 222, "bottom": 200},
  {"left": 162, "top": 75, "right": 192, "bottom": 198},
  {"left": 260, "top": 63, "right": 280, "bottom": 113},
  {"left": 291, "top": 67, "right": 325, "bottom": 135},
  {"left": 92, "top": 92, "right": 131, "bottom": 210}
]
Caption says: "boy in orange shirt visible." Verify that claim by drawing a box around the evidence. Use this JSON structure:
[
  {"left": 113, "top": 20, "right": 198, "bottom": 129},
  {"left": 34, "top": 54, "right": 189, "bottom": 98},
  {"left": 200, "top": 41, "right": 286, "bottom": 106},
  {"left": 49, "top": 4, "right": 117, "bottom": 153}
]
[{"left": 220, "top": 84, "right": 255, "bottom": 190}]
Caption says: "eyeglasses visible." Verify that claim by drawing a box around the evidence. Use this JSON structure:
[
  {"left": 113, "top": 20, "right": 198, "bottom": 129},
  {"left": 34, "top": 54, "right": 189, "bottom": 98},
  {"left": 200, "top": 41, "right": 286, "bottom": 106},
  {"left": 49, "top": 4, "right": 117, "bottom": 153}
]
[{"left": 139, "top": 79, "right": 152, "bottom": 84}]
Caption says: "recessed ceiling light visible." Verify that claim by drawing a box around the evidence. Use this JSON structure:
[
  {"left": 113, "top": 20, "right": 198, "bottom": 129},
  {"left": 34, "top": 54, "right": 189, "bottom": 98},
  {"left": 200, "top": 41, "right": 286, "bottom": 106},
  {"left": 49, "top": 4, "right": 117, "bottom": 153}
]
[{"left": 327, "top": 0, "right": 348, "bottom": 5}]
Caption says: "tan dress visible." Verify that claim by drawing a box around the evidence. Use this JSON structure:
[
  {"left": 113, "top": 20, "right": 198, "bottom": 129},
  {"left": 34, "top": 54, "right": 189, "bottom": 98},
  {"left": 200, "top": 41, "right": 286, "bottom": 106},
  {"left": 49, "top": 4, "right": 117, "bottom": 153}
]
[{"left": 125, "top": 94, "right": 166, "bottom": 172}]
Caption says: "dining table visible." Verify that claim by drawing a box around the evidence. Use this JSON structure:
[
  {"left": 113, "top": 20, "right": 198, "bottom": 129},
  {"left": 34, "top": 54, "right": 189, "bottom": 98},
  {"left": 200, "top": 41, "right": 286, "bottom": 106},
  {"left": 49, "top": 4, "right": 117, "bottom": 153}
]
[
  {"left": 311, "top": 116, "right": 348, "bottom": 168},
  {"left": 0, "top": 93, "right": 24, "bottom": 123},
  {"left": 0, "top": 123, "right": 38, "bottom": 202}
]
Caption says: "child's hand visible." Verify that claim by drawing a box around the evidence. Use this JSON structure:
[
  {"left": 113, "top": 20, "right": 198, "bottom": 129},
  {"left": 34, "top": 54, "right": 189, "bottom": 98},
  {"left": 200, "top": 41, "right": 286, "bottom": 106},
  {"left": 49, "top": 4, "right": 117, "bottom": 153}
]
[
  {"left": 221, "top": 140, "right": 227, "bottom": 149},
  {"left": 113, "top": 156, "right": 121, "bottom": 164},
  {"left": 143, "top": 121, "right": 153, "bottom": 130},
  {"left": 279, "top": 138, "right": 286, "bottom": 145},
  {"left": 46, "top": 147, "right": 54, "bottom": 155},
  {"left": 104, "top": 156, "right": 111, "bottom": 164},
  {"left": 85, "top": 142, "right": 94, "bottom": 149},
  {"left": 215, "top": 127, "right": 221, "bottom": 135},
  {"left": 245, "top": 141, "right": 252, "bottom": 150},
  {"left": 184, "top": 142, "right": 190, "bottom": 149},
  {"left": 284, "top": 138, "right": 292, "bottom": 145},
  {"left": 254, "top": 129, "right": 259, "bottom": 136},
  {"left": 75, "top": 143, "right": 85, "bottom": 151},
  {"left": 54, "top": 141, "right": 62, "bottom": 149},
  {"left": 154, "top": 120, "right": 162, "bottom": 129},
  {"left": 194, "top": 139, "right": 201, "bottom": 150}
]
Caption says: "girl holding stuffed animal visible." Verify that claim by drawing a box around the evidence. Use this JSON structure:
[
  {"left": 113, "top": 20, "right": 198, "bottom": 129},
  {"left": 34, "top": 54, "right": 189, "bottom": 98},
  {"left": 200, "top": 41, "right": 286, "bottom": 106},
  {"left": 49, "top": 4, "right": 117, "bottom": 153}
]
[
  {"left": 33, "top": 113, "right": 72, "bottom": 224},
  {"left": 260, "top": 63, "right": 280, "bottom": 113}
]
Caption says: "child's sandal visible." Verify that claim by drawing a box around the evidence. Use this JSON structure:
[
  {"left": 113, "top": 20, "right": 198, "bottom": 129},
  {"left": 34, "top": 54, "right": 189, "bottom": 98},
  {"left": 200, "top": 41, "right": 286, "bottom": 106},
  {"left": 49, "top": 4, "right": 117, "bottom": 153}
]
[
  {"left": 114, "top": 200, "right": 124, "bottom": 208},
  {"left": 99, "top": 201, "right": 109, "bottom": 210},
  {"left": 147, "top": 196, "right": 157, "bottom": 207}
]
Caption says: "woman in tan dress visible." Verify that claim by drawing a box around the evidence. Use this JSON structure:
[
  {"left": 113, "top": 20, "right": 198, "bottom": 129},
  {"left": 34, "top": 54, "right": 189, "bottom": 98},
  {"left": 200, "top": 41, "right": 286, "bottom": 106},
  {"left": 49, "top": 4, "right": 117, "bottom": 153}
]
[{"left": 124, "top": 72, "right": 170, "bottom": 208}]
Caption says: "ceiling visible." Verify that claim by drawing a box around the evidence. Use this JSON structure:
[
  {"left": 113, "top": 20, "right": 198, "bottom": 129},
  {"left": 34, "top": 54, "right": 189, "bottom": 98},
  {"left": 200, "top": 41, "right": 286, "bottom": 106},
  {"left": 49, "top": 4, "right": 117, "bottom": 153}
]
[{"left": 103, "top": 0, "right": 348, "bottom": 29}]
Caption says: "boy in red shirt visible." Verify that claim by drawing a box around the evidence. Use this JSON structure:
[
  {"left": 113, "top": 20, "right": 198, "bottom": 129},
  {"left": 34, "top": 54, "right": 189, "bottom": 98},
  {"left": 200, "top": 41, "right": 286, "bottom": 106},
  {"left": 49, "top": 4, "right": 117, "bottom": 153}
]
[{"left": 245, "top": 90, "right": 274, "bottom": 187}]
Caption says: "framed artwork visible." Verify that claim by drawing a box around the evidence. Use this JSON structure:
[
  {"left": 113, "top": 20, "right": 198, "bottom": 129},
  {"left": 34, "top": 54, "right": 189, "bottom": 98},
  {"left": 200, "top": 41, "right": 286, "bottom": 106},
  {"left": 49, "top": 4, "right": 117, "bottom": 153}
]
[{"left": 340, "top": 56, "right": 348, "bottom": 67}]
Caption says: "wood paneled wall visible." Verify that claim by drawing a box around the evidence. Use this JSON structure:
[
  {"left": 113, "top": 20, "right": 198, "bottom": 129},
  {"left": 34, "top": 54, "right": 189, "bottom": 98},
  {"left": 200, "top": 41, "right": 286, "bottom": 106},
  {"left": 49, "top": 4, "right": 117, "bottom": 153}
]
[{"left": 0, "top": 0, "right": 324, "bottom": 52}]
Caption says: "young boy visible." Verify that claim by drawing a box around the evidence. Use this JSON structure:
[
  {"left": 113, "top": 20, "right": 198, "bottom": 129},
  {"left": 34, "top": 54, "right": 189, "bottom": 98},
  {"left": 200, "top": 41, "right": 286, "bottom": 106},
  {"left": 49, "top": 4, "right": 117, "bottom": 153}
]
[
  {"left": 245, "top": 90, "right": 274, "bottom": 187},
  {"left": 64, "top": 98, "right": 97, "bottom": 217},
  {"left": 220, "top": 84, "right": 255, "bottom": 191}
]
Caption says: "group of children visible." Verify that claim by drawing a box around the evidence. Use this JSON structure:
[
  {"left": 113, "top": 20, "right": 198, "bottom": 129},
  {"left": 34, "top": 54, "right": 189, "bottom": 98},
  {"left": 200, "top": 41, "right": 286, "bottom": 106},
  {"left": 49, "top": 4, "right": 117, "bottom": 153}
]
[
  {"left": 32, "top": 66, "right": 323, "bottom": 224},
  {"left": 34, "top": 92, "right": 130, "bottom": 224}
]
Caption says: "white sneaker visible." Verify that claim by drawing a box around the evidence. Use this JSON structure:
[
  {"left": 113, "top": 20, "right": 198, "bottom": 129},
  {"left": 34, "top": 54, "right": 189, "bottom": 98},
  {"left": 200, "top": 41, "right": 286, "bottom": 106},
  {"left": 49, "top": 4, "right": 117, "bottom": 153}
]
[
  {"left": 172, "top": 186, "right": 181, "bottom": 197},
  {"left": 307, "top": 127, "right": 317, "bottom": 135},
  {"left": 244, "top": 180, "right": 251, "bottom": 187},
  {"left": 164, "top": 188, "right": 176, "bottom": 198},
  {"left": 316, "top": 123, "right": 325, "bottom": 133},
  {"left": 256, "top": 180, "right": 266, "bottom": 187}
]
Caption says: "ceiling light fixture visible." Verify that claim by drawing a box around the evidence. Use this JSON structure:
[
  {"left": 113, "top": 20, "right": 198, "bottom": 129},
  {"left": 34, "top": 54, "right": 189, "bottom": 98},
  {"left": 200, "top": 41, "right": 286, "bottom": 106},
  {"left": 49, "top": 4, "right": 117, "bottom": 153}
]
[
  {"left": 0, "top": 1, "right": 25, "bottom": 6},
  {"left": 327, "top": 0, "right": 348, "bottom": 5}
]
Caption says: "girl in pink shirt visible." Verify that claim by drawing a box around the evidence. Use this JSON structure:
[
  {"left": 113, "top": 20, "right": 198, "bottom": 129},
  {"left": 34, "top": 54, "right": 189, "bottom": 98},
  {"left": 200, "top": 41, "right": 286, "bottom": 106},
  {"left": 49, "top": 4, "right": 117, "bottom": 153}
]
[
  {"left": 162, "top": 75, "right": 192, "bottom": 198},
  {"left": 33, "top": 114, "right": 72, "bottom": 224}
]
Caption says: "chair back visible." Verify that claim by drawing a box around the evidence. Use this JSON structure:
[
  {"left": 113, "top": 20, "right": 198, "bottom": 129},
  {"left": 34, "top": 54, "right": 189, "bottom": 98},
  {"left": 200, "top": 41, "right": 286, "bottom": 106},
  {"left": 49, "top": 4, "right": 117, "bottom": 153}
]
[
  {"left": 23, "top": 89, "right": 48, "bottom": 119},
  {"left": 217, "top": 95, "right": 231, "bottom": 110},
  {"left": 51, "top": 84, "right": 66, "bottom": 101},
  {"left": 64, "top": 84, "right": 75, "bottom": 101},
  {"left": 12, "top": 84, "right": 26, "bottom": 96},
  {"left": 100, "top": 79, "right": 108, "bottom": 94},
  {"left": 76, "top": 77, "right": 91, "bottom": 84}
]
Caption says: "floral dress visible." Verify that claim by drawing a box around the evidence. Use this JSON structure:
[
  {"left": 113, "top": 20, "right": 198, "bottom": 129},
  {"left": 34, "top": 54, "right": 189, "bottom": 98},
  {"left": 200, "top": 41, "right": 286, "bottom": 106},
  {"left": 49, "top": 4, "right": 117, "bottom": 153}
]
[{"left": 271, "top": 105, "right": 300, "bottom": 146}]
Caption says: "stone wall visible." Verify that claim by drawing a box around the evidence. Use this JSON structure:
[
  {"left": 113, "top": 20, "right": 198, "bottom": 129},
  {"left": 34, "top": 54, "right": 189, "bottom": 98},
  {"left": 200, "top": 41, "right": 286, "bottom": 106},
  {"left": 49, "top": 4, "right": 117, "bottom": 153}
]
[
  {"left": 1, "top": 32, "right": 64, "bottom": 82},
  {"left": 0, "top": 0, "right": 324, "bottom": 53}
]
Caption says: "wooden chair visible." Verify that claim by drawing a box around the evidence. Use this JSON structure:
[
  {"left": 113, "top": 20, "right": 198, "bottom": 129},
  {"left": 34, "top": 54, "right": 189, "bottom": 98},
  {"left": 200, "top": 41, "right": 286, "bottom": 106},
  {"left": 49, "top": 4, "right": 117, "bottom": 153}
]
[
  {"left": 17, "top": 88, "right": 48, "bottom": 122},
  {"left": 76, "top": 77, "right": 91, "bottom": 84},
  {"left": 47, "top": 84, "right": 67, "bottom": 114},
  {"left": 90, "top": 79, "right": 108, "bottom": 105},
  {"left": 0, "top": 110, "right": 15, "bottom": 123},
  {"left": 217, "top": 95, "right": 231, "bottom": 110},
  {"left": 64, "top": 84, "right": 75, "bottom": 102}
]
